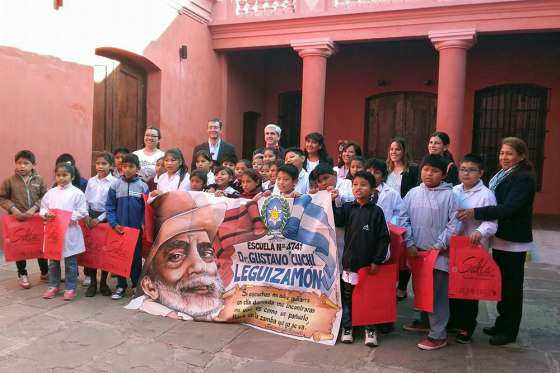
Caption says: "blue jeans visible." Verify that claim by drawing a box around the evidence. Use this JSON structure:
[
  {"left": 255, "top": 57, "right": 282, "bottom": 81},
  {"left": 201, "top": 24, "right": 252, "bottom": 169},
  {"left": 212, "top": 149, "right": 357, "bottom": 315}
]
[
  {"left": 49, "top": 254, "right": 78, "bottom": 290},
  {"left": 117, "top": 234, "right": 143, "bottom": 290}
]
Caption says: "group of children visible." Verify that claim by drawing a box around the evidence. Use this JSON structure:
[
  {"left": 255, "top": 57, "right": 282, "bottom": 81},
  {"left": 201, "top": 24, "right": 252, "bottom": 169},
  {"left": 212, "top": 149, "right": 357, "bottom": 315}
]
[{"left": 0, "top": 142, "right": 499, "bottom": 351}]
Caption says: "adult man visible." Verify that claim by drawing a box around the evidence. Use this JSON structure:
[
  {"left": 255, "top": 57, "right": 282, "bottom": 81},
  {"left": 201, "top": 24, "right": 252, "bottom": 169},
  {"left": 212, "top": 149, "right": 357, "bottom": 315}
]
[
  {"left": 128, "top": 192, "right": 227, "bottom": 321},
  {"left": 190, "top": 118, "right": 237, "bottom": 171},
  {"left": 255, "top": 123, "right": 285, "bottom": 158}
]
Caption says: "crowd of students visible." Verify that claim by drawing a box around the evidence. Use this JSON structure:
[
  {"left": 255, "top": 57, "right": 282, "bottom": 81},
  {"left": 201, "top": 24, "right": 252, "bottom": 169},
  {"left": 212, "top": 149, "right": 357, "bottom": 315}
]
[{"left": 0, "top": 119, "right": 536, "bottom": 351}]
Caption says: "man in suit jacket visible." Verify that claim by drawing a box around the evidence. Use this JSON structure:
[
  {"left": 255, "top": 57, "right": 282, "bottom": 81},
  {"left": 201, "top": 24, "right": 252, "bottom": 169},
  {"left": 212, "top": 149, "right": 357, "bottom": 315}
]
[
  {"left": 191, "top": 118, "right": 237, "bottom": 171},
  {"left": 254, "top": 123, "right": 285, "bottom": 158}
]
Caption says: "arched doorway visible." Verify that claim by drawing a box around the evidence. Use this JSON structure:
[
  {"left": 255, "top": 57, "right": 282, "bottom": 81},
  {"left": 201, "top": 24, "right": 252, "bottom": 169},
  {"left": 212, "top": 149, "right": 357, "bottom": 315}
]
[
  {"left": 472, "top": 84, "right": 549, "bottom": 190},
  {"left": 364, "top": 92, "right": 437, "bottom": 162}
]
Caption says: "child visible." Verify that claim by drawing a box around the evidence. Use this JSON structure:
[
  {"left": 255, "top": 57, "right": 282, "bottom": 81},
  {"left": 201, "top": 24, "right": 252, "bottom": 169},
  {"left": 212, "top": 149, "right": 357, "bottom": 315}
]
[
  {"left": 195, "top": 150, "right": 215, "bottom": 185},
  {"left": 346, "top": 156, "right": 365, "bottom": 181},
  {"left": 208, "top": 166, "right": 239, "bottom": 198},
  {"left": 449, "top": 154, "right": 497, "bottom": 343},
  {"left": 400, "top": 154, "right": 460, "bottom": 350},
  {"left": 263, "top": 147, "right": 278, "bottom": 163},
  {"left": 189, "top": 170, "right": 208, "bottom": 192},
  {"left": 83, "top": 151, "right": 117, "bottom": 297},
  {"left": 272, "top": 164, "right": 300, "bottom": 198},
  {"left": 221, "top": 156, "right": 237, "bottom": 173},
  {"left": 112, "top": 147, "right": 130, "bottom": 178},
  {"left": 41, "top": 163, "right": 89, "bottom": 301},
  {"left": 147, "top": 157, "right": 164, "bottom": 192},
  {"left": 309, "top": 163, "right": 353, "bottom": 203},
  {"left": 55, "top": 153, "right": 88, "bottom": 192},
  {"left": 106, "top": 153, "right": 149, "bottom": 299},
  {"left": 366, "top": 158, "right": 402, "bottom": 224},
  {"left": 274, "top": 147, "right": 309, "bottom": 194},
  {"left": 262, "top": 160, "right": 282, "bottom": 191},
  {"left": 233, "top": 159, "right": 252, "bottom": 192},
  {"left": 333, "top": 171, "right": 390, "bottom": 347},
  {"left": 0, "top": 150, "right": 49, "bottom": 288},
  {"left": 240, "top": 169, "right": 263, "bottom": 199},
  {"left": 260, "top": 162, "right": 271, "bottom": 189},
  {"left": 252, "top": 153, "right": 264, "bottom": 174},
  {"left": 150, "top": 148, "right": 190, "bottom": 200}
]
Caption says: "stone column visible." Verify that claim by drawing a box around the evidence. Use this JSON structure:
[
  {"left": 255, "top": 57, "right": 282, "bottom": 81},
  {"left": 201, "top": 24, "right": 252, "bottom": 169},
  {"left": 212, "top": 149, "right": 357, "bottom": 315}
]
[
  {"left": 429, "top": 29, "right": 476, "bottom": 157},
  {"left": 291, "top": 38, "right": 336, "bottom": 148}
]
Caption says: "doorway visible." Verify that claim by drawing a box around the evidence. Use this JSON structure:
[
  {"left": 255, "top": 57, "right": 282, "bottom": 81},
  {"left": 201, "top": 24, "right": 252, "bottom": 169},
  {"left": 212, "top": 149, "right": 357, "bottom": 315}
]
[
  {"left": 278, "top": 91, "right": 302, "bottom": 149},
  {"left": 242, "top": 111, "right": 261, "bottom": 159}
]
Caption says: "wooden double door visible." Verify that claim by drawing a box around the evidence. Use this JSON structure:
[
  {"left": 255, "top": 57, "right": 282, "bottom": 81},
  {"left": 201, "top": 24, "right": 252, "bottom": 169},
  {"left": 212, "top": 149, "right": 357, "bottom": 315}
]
[
  {"left": 365, "top": 92, "right": 437, "bottom": 163},
  {"left": 92, "top": 59, "right": 147, "bottom": 157}
]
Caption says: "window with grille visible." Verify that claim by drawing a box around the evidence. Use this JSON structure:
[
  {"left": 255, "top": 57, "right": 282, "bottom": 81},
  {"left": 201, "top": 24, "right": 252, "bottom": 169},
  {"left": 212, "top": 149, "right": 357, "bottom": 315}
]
[{"left": 472, "top": 84, "right": 549, "bottom": 191}]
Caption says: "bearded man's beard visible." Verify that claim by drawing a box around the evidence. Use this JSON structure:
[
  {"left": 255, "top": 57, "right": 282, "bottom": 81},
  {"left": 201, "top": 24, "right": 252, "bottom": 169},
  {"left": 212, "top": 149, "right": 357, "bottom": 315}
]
[{"left": 155, "top": 274, "right": 225, "bottom": 321}]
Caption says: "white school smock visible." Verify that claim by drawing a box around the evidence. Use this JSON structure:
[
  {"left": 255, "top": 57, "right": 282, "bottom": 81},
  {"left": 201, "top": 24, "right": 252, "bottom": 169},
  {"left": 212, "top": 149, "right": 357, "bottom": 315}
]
[
  {"left": 40, "top": 184, "right": 88, "bottom": 258},
  {"left": 156, "top": 171, "right": 191, "bottom": 193},
  {"left": 272, "top": 168, "right": 309, "bottom": 195},
  {"left": 376, "top": 182, "right": 403, "bottom": 224},
  {"left": 84, "top": 174, "right": 116, "bottom": 222}
]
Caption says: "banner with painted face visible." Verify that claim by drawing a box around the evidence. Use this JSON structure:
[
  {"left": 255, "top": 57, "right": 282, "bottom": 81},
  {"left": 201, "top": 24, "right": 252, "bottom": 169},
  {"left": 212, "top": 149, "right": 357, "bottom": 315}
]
[{"left": 126, "top": 191, "right": 342, "bottom": 345}]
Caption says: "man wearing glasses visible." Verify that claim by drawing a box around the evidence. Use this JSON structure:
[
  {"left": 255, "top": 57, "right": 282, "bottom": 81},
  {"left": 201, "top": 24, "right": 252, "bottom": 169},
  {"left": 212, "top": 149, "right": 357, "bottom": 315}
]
[{"left": 190, "top": 118, "right": 237, "bottom": 171}]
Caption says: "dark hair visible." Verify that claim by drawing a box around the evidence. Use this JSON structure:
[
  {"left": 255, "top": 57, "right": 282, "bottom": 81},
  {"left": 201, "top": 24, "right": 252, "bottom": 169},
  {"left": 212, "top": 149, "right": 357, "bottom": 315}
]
[
  {"left": 346, "top": 156, "right": 366, "bottom": 180},
  {"left": 209, "top": 117, "right": 223, "bottom": 130},
  {"left": 263, "top": 147, "right": 279, "bottom": 160},
  {"left": 387, "top": 137, "right": 412, "bottom": 171},
  {"left": 339, "top": 142, "right": 362, "bottom": 167},
  {"left": 501, "top": 137, "right": 534, "bottom": 173},
  {"left": 145, "top": 126, "right": 162, "bottom": 149},
  {"left": 268, "top": 159, "right": 284, "bottom": 169},
  {"left": 190, "top": 169, "right": 208, "bottom": 187},
  {"left": 237, "top": 159, "right": 252, "bottom": 169},
  {"left": 94, "top": 151, "right": 115, "bottom": 166},
  {"left": 55, "top": 153, "right": 83, "bottom": 188},
  {"left": 420, "top": 154, "right": 448, "bottom": 174},
  {"left": 309, "top": 163, "right": 336, "bottom": 182},
  {"left": 15, "top": 150, "right": 36, "bottom": 165},
  {"left": 242, "top": 168, "right": 262, "bottom": 185},
  {"left": 214, "top": 165, "right": 234, "bottom": 178},
  {"left": 366, "top": 158, "right": 388, "bottom": 179},
  {"left": 221, "top": 154, "right": 238, "bottom": 165},
  {"left": 164, "top": 148, "right": 188, "bottom": 186},
  {"left": 353, "top": 171, "right": 376, "bottom": 189},
  {"left": 430, "top": 131, "right": 455, "bottom": 163},
  {"left": 195, "top": 150, "right": 212, "bottom": 163},
  {"left": 113, "top": 147, "right": 130, "bottom": 156},
  {"left": 277, "top": 164, "right": 299, "bottom": 181},
  {"left": 461, "top": 153, "right": 484, "bottom": 170},
  {"left": 55, "top": 162, "right": 76, "bottom": 180},
  {"left": 304, "top": 132, "right": 333, "bottom": 168},
  {"left": 284, "top": 147, "right": 304, "bottom": 158},
  {"left": 122, "top": 153, "right": 140, "bottom": 169}
]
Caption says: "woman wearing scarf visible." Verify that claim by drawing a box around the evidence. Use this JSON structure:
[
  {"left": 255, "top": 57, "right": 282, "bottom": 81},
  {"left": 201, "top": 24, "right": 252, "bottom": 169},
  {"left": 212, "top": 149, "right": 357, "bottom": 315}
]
[{"left": 457, "top": 137, "right": 536, "bottom": 346}]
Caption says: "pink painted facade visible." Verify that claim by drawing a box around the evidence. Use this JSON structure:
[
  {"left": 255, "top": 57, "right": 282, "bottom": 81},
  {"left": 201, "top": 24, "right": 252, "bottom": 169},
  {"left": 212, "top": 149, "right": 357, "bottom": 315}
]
[{"left": 0, "top": 0, "right": 559, "bottom": 213}]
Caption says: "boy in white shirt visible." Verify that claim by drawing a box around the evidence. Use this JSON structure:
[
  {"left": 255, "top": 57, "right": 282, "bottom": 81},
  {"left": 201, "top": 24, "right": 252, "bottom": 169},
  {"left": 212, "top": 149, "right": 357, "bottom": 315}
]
[
  {"left": 449, "top": 153, "right": 497, "bottom": 344},
  {"left": 273, "top": 147, "right": 309, "bottom": 195},
  {"left": 366, "top": 158, "right": 402, "bottom": 224}
]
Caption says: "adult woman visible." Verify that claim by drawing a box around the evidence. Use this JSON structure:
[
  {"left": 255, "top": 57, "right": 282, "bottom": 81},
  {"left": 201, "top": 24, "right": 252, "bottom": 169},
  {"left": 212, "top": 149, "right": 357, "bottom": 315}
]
[
  {"left": 386, "top": 137, "right": 420, "bottom": 300},
  {"left": 303, "top": 132, "right": 333, "bottom": 173},
  {"left": 428, "top": 131, "right": 459, "bottom": 185},
  {"left": 133, "top": 126, "right": 165, "bottom": 181},
  {"left": 457, "top": 137, "right": 536, "bottom": 346},
  {"left": 334, "top": 142, "right": 362, "bottom": 179}
]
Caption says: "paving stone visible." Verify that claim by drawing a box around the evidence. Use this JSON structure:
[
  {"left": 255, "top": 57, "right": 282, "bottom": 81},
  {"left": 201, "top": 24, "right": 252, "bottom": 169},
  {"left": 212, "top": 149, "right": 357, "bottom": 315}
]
[
  {"left": 224, "top": 327, "right": 300, "bottom": 361},
  {"left": 290, "top": 337, "right": 372, "bottom": 370},
  {"left": 158, "top": 321, "right": 247, "bottom": 353},
  {"left": 470, "top": 344, "right": 552, "bottom": 373},
  {"left": 45, "top": 295, "right": 117, "bottom": 322},
  {"left": 241, "top": 360, "right": 324, "bottom": 373},
  {"left": 0, "top": 355, "right": 45, "bottom": 373},
  {"left": 0, "top": 303, "right": 43, "bottom": 327},
  {"left": 0, "top": 314, "right": 65, "bottom": 340}
]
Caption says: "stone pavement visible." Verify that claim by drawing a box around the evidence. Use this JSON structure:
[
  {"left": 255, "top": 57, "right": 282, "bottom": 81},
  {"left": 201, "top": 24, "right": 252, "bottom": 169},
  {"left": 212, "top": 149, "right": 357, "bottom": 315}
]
[{"left": 0, "top": 220, "right": 558, "bottom": 373}]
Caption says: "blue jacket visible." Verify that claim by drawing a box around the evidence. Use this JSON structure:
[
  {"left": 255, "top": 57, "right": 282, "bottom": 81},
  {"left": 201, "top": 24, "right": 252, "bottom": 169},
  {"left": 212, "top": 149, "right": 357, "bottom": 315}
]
[{"left": 106, "top": 176, "right": 148, "bottom": 229}]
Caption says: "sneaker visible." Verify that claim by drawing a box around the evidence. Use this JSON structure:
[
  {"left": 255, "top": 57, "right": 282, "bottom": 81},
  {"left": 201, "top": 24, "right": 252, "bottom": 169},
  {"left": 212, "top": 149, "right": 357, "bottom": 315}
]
[
  {"left": 340, "top": 328, "right": 353, "bottom": 344},
  {"left": 365, "top": 329, "right": 379, "bottom": 347},
  {"left": 489, "top": 334, "right": 516, "bottom": 346},
  {"left": 111, "top": 287, "right": 126, "bottom": 300},
  {"left": 18, "top": 275, "right": 31, "bottom": 289},
  {"left": 403, "top": 320, "right": 430, "bottom": 333},
  {"left": 82, "top": 276, "right": 92, "bottom": 287},
  {"left": 417, "top": 337, "right": 447, "bottom": 350},
  {"left": 85, "top": 284, "right": 97, "bottom": 297},
  {"left": 63, "top": 289, "right": 76, "bottom": 301},
  {"left": 42, "top": 287, "right": 59, "bottom": 299},
  {"left": 456, "top": 331, "right": 471, "bottom": 344},
  {"left": 99, "top": 282, "right": 111, "bottom": 296},
  {"left": 40, "top": 273, "right": 49, "bottom": 283}
]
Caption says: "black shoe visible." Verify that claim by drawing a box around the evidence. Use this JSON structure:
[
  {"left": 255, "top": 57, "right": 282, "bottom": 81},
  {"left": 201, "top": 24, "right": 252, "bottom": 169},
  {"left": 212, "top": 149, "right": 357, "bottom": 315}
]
[
  {"left": 455, "top": 331, "right": 471, "bottom": 344},
  {"left": 85, "top": 284, "right": 97, "bottom": 297},
  {"left": 489, "top": 335, "right": 516, "bottom": 346},
  {"left": 99, "top": 282, "right": 111, "bottom": 296},
  {"left": 378, "top": 323, "right": 394, "bottom": 334},
  {"left": 483, "top": 326, "right": 498, "bottom": 336}
]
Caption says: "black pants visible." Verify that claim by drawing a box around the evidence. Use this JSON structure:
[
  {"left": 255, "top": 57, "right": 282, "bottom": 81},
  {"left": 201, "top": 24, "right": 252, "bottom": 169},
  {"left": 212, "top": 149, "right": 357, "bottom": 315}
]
[
  {"left": 449, "top": 298, "right": 479, "bottom": 336},
  {"left": 397, "top": 269, "right": 411, "bottom": 291},
  {"left": 341, "top": 278, "right": 375, "bottom": 331},
  {"left": 16, "top": 258, "right": 49, "bottom": 276},
  {"left": 492, "top": 250, "right": 526, "bottom": 339}
]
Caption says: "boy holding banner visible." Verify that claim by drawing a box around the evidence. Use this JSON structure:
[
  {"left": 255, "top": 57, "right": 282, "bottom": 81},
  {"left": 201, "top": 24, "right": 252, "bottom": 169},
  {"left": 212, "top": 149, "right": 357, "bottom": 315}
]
[
  {"left": 449, "top": 154, "right": 497, "bottom": 343},
  {"left": 399, "top": 155, "right": 460, "bottom": 350},
  {"left": 333, "top": 171, "right": 390, "bottom": 347},
  {"left": 0, "top": 150, "right": 49, "bottom": 289}
]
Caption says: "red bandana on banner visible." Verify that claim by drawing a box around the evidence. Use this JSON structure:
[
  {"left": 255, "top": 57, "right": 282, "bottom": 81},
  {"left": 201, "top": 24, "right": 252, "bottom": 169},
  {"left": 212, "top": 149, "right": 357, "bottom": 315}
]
[
  {"left": 142, "top": 195, "right": 155, "bottom": 258},
  {"left": 387, "top": 223, "right": 407, "bottom": 274},
  {"left": 408, "top": 250, "right": 438, "bottom": 313},
  {"left": 79, "top": 223, "right": 139, "bottom": 278},
  {"left": 352, "top": 264, "right": 397, "bottom": 326},
  {"left": 43, "top": 209, "right": 72, "bottom": 260},
  {"left": 2, "top": 214, "right": 45, "bottom": 262},
  {"left": 449, "top": 236, "right": 502, "bottom": 301}
]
